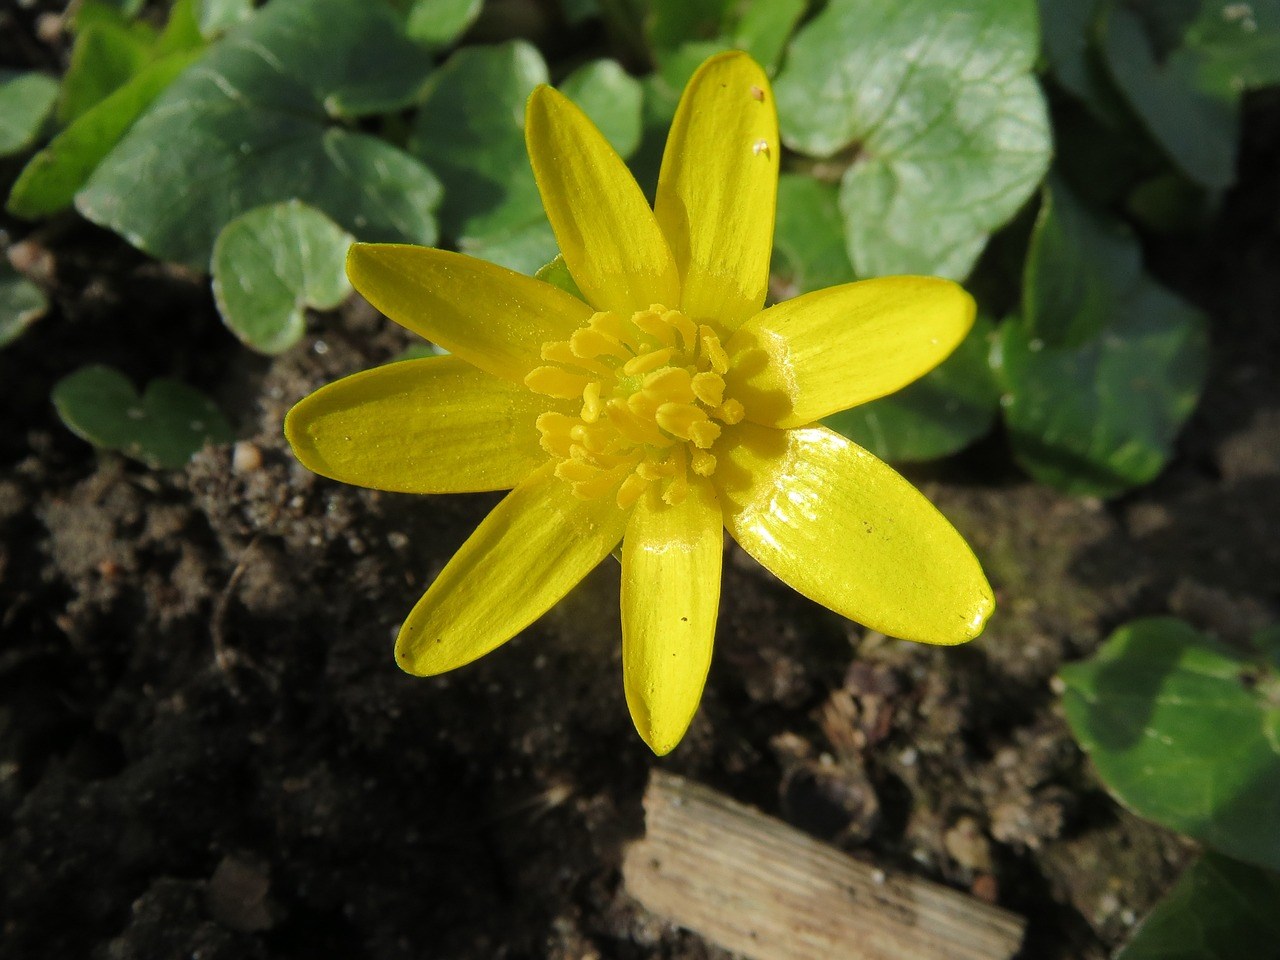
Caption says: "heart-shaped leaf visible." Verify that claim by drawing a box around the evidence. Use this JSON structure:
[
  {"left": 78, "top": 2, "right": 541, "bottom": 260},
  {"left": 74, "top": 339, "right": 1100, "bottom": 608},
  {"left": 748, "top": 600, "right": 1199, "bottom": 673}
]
[
  {"left": 77, "top": 0, "right": 440, "bottom": 268},
  {"left": 404, "top": 0, "right": 483, "bottom": 48},
  {"left": 1002, "top": 180, "right": 1208, "bottom": 496},
  {"left": 52, "top": 365, "right": 234, "bottom": 469},
  {"left": 771, "top": 174, "right": 856, "bottom": 297},
  {"left": 211, "top": 200, "right": 353, "bottom": 354},
  {"left": 1061, "top": 617, "right": 1280, "bottom": 872},
  {"left": 775, "top": 0, "right": 1052, "bottom": 280}
]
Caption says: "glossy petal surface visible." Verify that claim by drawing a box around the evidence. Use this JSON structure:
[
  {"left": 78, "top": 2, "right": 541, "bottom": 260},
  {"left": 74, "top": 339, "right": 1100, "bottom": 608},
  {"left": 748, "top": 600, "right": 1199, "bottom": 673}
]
[
  {"left": 655, "top": 51, "right": 778, "bottom": 331},
  {"left": 714, "top": 422, "right": 993, "bottom": 644},
  {"left": 621, "top": 479, "right": 722, "bottom": 755},
  {"left": 726, "top": 276, "right": 976, "bottom": 428},
  {"left": 346, "top": 243, "right": 591, "bottom": 384},
  {"left": 396, "top": 463, "right": 628, "bottom": 675},
  {"left": 285, "top": 356, "right": 554, "bottom": 493},
  {"left": 525, "top": 85, "right": 680, "bottom": 314}
]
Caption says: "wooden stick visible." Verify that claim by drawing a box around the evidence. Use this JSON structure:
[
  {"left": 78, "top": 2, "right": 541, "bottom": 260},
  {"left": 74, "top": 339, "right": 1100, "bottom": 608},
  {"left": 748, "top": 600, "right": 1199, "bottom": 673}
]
[{"left": 623, "top": 771, "right": 1025, "bottom": 960}]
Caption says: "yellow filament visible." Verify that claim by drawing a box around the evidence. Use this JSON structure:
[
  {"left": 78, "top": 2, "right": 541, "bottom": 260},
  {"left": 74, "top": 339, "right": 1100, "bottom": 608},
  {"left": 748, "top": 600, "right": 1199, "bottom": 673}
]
[{"left": 527, "top": 306, "right": 745, "bottom": 507}]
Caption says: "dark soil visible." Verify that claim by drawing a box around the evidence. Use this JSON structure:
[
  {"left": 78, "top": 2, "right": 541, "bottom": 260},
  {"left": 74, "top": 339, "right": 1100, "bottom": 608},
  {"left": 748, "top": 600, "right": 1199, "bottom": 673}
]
[{"left": 3, "top": 14, "right": 1280, "bottom": 960}]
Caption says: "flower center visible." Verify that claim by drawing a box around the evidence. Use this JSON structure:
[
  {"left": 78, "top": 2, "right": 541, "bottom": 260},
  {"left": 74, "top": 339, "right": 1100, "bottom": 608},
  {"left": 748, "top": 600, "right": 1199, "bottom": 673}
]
[{"left": 524, "top": 304, "right": 745, "bottom": 509}]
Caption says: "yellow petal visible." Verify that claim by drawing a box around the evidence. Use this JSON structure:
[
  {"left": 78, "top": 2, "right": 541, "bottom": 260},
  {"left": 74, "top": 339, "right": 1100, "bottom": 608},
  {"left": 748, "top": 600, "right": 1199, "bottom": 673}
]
[
  {"left": 654, "top": 51, "right": 778, "bottom": 331},
  {"left": 621, "top": 479, "right": 723, "bottom": 755},
  {"left": 396, "top": 462, "right": 628, "bottom": 675},
  {"left": 725, "top": 276, "right": 976, "bottom": 428},
  {"left": 346, "top": 243, "right": 591, "bottom": 384},
  {"left": 525, "top": 85, "right": 680, "bottom": 315},
  {"left": 714, "top": 422, "right": 993, "bottom": 644},
  {"left": 285, "top": 356, "right": 557, "bottom": 494}
]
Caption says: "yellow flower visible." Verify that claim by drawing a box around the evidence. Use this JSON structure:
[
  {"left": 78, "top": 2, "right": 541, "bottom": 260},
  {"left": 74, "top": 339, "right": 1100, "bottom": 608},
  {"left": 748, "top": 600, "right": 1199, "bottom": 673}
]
[{"left": 284, "top": 52, "right": 994, "bottom": 755}]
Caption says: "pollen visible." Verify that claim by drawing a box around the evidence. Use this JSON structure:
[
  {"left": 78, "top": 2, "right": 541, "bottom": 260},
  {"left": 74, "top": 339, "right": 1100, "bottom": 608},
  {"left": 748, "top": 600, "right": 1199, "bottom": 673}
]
[{"left": 525, "top": 305, "right": 744, "bottom": 508}]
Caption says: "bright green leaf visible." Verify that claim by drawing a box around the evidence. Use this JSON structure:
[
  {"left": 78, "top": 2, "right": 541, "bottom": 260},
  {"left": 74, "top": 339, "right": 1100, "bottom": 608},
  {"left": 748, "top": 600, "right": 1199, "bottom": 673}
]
[
  {"left": 405, "top": 0, "right": 483, "bottom": 47},
  {"left": 1118, "top": 853, "right": 1280, "bottom": 960},
  {"left": 58, "top": 20, "right": 154, "bottom": 124},
  {"left": 535, "top": 254, "right": 586, "bottom": 301},
  {"left": 0, "top": 262, "right": 48, "bottom": 348},
  {"left": 0, "top": 72, "right": 59, "bottom": 157},
  {"left": 52, "top": 365, "right": 234, "bottom": 469},
  {"left": 409, "top": 40, "right": 554, "bottom": 274},
  {"left": 775, "top": 0, "right": 1052, "bottom": 280},
  {"left": 211, "top": 200, "right": 353, "bottom": 354},
  {"left": 771, "top": 174, "right": 857, "bottom": 297},
  {"left": 559, "top": 59, "right": 644, "bottom": 158},
  {"left": 7, "top": 51, "right": 199, "bottom": 220},
  {"left": 998, "top": 281, "right": 1207, "bottom": 497},
  {"left": 1061, "top": 617, "right": 1280, "bottom": 873},
  {"left": 77, "top": 0, "right": 441, "bottom": 268},
  {"left": 1099, "top": 4, "right": 1239, "bottom": 190},
  {"left": 825, "top": 315, "right": 1001, "bottom": 462}
]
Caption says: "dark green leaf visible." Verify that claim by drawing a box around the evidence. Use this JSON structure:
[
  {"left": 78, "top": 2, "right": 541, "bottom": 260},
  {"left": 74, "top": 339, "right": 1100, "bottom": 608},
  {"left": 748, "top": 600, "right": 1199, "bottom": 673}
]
[
  {"left": 1061, "top": 617, "right": 1280, "bottom": 872},
  {"left": 771, "top": 174, "right": 856, "bottom": 297},
  {"left": 825, "top": 315, "right": 1001, "bottom": 462},
  {"left": 1099, "top": 4, "right": 1239, "bottom": 190},
  {"left": 1186, "top": 0, "right": 1280, "bottom": 94},
  {"left": 1022, "top": 176, "right": 1143, "bottom": 346},
  {"left": 0, "top": 262, "right": 48, "bottom": 347},
  {"left": 8, "top": 52, "right": 199, "bottom": 219},
  {"left": 775, "top": 0, "right": 1051, "bottom": 279},
  {"left": 559, "top": 59, "right": 644, "bottom": 158},
  {"left": 0, "top": 72, "right": 59, "bottom": 157},
  {"left": 77, "top": 0, "right": 441, "bottom": 268},
  {"left": 645, "top": 0, "right": 733, "bottom": 52},
  {"left": 52, "top": 365, "right": 234, "bottom": 469},
  {"left": 405, "top": 0, "right": 483, "bottom": 47},
  {"left": 998, "top": 281, "right": 1207, "bottom": 497},
  {"left": 211, "top": 200, "right": 353, "bottom": 354},
  {"left": 1118, "top": 853, "right": 1280, "bottom": 960}
]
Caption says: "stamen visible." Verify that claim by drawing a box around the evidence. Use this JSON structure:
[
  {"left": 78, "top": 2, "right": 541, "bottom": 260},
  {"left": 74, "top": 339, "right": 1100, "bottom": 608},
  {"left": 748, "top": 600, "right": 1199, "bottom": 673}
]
[
  {"left": 643, "top": 367, "right": 695, "bottom": 404},
  {"left": 691, "top": 372, "right": 725, "bottom": 407},
  {"left": 622, "top": 347, "right": 675, "bottom": 377},
  {"left": 526, "top": 366, "right": 592, "bottom": 399}
]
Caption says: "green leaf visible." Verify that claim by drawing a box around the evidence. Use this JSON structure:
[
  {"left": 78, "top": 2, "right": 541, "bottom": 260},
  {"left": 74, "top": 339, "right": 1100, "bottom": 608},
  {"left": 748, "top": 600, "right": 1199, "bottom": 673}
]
[
  {"left": 559, "top": 59, "right": 644, "bottom": 159},
  {"left": 0, "top": 72, "right": 59, "bottom": 157},
  {"left": 775, "top": 0, "right": 1051, "bottom": 280},
  {"left": 1186, "top": 0, "right": 1280, "bottom": 94},
  {"left": 771, "top": 174, "right": 857, "bottom": 297},
  {"left": 8, "top": 52, "right": 199, "bottom": 220},
  {"left": 211, "top": 200, "right": 353, "bottom": 354},
  {"left": 52, "top": 365, "right": 234, "bottom": 469},
  {"left": 405, "top": 0, "right": 483, "bottom": 47},
  {"left": 997, "top": 280, "right": 1207, "bottom": 497},
  {"left": 1022, "top": 176, "right": 1143, "bottom": 347},
  {"left": 194, "top": 0, "right": 255, "bottom": 37},
  {"left": 1060, "top": 618, "right": 1280, "bottom": 873},
  {"left": 77, "top": 0, "right": 441, "bottom": 268},
  {"left": 825, "top": 314, "right": 1000, "bottom": 462},
  {"left": 534, "top": 254, "right": 586, "bottom": 301},
  {"left": 644, "top": 0, "right": 733, "bottom": 52},
  {"left": 732, "top": 0, "right": 807, "bottom": 72},
  {"left": 1099, "top": 4, "right": 1239, "bottom": 191},
  {"left": 409, "top": 40, "right": 554, "bottom": 274},
  {"left": 1117, "top": 853, "right": 1280, "bottom": 960},
  {"left": 58, "top": 19, "right": 154, "bottom": 124},
  {"left": 0, "top": 262, "right": 48, "bottom": 348}
]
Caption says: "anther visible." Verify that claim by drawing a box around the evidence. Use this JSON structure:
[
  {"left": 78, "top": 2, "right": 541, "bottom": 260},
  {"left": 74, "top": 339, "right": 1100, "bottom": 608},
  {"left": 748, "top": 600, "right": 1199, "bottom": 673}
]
[{"left": 526, "top": 366, "right": 592, "bottom": 399}]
